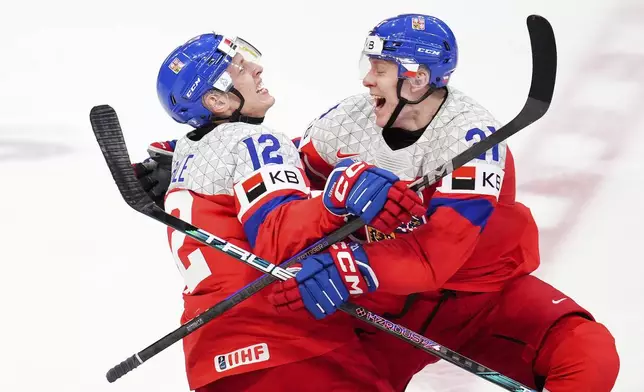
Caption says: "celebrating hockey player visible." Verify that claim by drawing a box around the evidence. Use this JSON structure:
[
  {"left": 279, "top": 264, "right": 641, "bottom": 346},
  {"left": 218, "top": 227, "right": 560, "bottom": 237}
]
[
  {"left": 136, "top": 15, "right": 620, "bottom": 392},
  {"left": 265, "top": 14, "right": 620, "bottom": 392},
  {"left": 151, "top": 32, "right": 426, "bottom": 391}
]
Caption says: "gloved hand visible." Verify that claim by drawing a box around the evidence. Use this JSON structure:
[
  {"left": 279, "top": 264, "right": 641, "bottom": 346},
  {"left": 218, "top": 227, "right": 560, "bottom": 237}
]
[
  {"left": 268, "top": 241, "right": 377, "bottom": 320},
  {"left": 323, "top": 158, "right": 426, "bottom": 234},
  {"left": 132, "top": 140, "right": 176, "bottom": 208}
]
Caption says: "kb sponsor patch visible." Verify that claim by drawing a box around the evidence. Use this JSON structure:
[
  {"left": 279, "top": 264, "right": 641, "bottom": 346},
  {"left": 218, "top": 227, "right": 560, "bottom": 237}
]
[
  {"left": 437, "top": 162, "right": 504, "bottom": 199},
  {"left": 234, "top": 164, "right": 310, "bottom": 218}
]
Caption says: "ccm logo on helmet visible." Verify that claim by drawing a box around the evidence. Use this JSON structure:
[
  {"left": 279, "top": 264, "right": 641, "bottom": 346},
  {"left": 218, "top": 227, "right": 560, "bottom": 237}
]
[
  {"left": 185, "top": 77, "right": 201, "bottom": 98},
  {"left": 417, "top": 47, "right": 440, "bottom": 55}
]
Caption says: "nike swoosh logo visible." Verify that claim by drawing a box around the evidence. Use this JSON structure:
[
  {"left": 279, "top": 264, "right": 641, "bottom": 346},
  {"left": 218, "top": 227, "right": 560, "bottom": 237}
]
[
  {"left": 336, "top": 150, "right": 360, "bottom": 159},
  {"left": 552, "top": 298, "right": 568, "bottom": 304}
]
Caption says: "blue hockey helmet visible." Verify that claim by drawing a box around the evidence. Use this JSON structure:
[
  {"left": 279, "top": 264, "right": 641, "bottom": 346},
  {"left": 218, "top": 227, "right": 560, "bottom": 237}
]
[
  {"left": 157, "top": 33, "right": 262, "bottom": 127},
  {"left": 360, "top": 14, "right": 458, "bottom": 88}
]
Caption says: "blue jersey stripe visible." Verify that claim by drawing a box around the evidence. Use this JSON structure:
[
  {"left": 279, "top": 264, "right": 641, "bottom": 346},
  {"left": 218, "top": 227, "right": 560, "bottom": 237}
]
[
  {"left": 428, "top": 197, "right": 495, "bottom": 230},
  {"left": 243, "top": 194, "right": 307, "bottom": 248}
]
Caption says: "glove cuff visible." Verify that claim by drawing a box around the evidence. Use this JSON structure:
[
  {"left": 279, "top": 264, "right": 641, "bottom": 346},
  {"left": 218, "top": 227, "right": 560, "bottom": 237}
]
[
  {"left": 147, "top": 140, "right": 176, "bottom": 166},
  {"left": 322, "top": 159, "right": 373, "bottom": 216}
]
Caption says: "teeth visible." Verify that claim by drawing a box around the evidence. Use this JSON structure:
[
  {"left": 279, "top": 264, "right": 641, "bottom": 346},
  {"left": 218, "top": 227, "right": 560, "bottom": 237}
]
[
  {"left": 371, "top": 95, "right": 385, "bottom": 108},
  {"left": 256, "top": 81, "right": 265, "bottom": 93}
]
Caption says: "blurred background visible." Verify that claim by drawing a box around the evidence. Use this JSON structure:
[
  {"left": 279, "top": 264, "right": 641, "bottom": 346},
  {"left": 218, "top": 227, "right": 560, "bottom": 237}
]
[{"left": 0, "top": 0, "right": 641, "bottom": 390}]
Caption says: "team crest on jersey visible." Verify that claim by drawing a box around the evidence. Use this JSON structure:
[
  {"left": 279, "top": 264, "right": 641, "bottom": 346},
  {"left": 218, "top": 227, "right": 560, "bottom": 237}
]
[
  {"left": 397, "top": 215, "right": 427, "bottom": 233},
  {"left": 365, "top": 215, "right": 427, "bottom": 243},
  {"left": 365, "top": 225, "right": 395, "bottom": 243}
]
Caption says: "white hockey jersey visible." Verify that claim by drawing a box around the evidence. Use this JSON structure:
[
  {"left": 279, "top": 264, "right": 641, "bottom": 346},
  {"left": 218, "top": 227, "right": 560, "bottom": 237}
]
[
  {"left": 298, "top": 87, "right": 539, "bottom": 294},
  {"left": 299, "top": 87, "right": 506, "bottom": 191}
]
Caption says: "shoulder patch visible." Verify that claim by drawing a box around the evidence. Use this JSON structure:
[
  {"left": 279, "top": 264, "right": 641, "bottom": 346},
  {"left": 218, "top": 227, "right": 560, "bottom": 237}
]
[
  {"left": 437, "top": 162, "right": 504, "bottom": 199},
  {"left": 234, "top": 164, "right": 309, "bottom": 218}
]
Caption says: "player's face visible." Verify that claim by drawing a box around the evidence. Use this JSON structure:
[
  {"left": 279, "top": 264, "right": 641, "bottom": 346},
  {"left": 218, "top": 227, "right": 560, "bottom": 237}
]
[
  {"left": 362, "top": 58, "right": 401, "bottom": 127},
  {"left": 227, "top": 54, "right": 275, "bottom": 116}
]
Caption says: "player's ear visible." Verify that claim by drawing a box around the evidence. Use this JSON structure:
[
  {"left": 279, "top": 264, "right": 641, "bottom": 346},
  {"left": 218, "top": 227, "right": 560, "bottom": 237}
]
[
  {"left": 202, "top": 90, "right": 230, "bottom": 115},
  {"left": 409, "top": 67, "right": 431, "bottom": 92}
]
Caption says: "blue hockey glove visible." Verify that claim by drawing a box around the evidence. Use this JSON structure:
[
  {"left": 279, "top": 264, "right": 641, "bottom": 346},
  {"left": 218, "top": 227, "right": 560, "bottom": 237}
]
[
  {"left": 323, "top": 159, "right": 426, "bottom": 234},
  {"left": 268, "top": 242, "right": 378, "bottom": 320}
]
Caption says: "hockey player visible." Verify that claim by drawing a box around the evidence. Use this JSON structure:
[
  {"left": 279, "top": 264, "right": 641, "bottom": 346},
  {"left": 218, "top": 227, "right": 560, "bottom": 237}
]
[
  {"left": 268, "top": 14, "right": 620, "bottom": 392},
  {"left": 151, "top": 32, "right": 426, "bottom": 391},
  {"left": 137, "top": 17, "right": 619, "bottom": 391}
]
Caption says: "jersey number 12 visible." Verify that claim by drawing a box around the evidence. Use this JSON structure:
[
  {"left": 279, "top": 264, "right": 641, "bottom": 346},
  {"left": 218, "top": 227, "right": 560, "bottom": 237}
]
[{"left": 242, "top": 134, "right": 283, "bottom": 170}]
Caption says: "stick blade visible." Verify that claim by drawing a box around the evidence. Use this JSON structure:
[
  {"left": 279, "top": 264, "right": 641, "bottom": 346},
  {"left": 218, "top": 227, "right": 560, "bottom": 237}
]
[
  {"left": 493, "top": 15, "right": 557, "bottom": 140},
  {"left": 527, "top": 15, "right": 557, "bottom": 107},
  {"left": 89, "top": 105, "right": 152, "bottom": 212}
]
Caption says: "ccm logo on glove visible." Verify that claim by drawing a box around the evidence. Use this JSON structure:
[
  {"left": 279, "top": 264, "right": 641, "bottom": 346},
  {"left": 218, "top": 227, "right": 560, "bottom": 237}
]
[
  {"left": 331, "top": 242, "right": 365, "bottom": 295},
  {"left": 323, "top": 158, "right": 427, "bottom": 235},
  {"left": 333, "top": 161, "right": 366, "bottom": 202}
]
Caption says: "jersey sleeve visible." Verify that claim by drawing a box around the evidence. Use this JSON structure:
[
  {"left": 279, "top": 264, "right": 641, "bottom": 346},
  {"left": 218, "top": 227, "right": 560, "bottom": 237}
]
[
  {"left": 232, "top": 131, "right": 344, "bottom": 264},
  {"left": 297, "top": 103, "right": 342, "bottom": 190},
  {"left": 363, "top": 134, "right": 510, "bottom": 294}
]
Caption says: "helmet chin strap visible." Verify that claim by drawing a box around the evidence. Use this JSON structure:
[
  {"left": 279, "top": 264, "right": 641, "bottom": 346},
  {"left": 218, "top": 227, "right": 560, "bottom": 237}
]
[
  {"left": 210, "top": 87, "right": 265, "bottom": 125},
  {"left": 383, "top": 79, "right": 435, "bottom": 129}
]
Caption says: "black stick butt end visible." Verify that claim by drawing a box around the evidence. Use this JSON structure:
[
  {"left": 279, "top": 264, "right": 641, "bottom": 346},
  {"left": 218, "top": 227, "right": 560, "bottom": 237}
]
[{"left": 106, "top": 355, "right": 141, "bottom": 383}]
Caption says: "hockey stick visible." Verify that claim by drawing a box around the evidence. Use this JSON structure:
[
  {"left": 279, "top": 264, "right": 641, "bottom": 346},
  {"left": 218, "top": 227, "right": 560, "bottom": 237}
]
[
  {"left": 93, "top": 106, "right": 538, "bottom": 392},
  {"left": 95, "top": 14, "right": 554, "bottom": 391},
  {"left": 92, "top": 106, "right": 537, "bottom": 392}
]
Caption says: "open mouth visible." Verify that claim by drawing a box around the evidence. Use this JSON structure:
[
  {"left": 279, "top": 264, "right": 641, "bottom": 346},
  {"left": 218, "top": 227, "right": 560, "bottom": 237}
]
[
  {"left": 256, "top": 80, "right": 268, "bottom": 95},
  {"left": 372, "top": 94, "right": 386, "bottom": 109}
]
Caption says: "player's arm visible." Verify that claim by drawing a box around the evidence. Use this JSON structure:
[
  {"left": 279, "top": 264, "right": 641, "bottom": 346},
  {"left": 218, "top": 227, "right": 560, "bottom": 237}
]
[
  {"left": 365, "top": 156, "right": 506, "bottom": 293},
  {"left": 235, "top": 139, "right": 425, "bottom": 266},
  {"left": 269, "top": 153, "right": 506, "bottom": 319},
  {"left": 233, "top": 131, "right": 345, "bottom": 263},
  {"left": 235, "top": 131, "right": 425, "bottom": 266}
]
